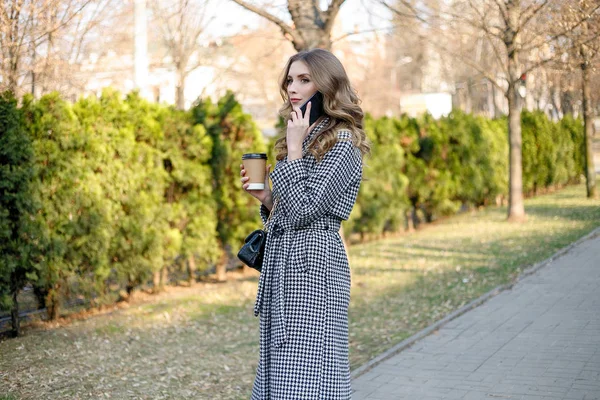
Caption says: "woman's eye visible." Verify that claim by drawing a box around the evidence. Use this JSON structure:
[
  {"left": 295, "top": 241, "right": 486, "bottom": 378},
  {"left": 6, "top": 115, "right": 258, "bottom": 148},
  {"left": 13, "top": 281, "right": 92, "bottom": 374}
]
[{"left": 301, "top": 79, "right": 309, "bottom": 83}]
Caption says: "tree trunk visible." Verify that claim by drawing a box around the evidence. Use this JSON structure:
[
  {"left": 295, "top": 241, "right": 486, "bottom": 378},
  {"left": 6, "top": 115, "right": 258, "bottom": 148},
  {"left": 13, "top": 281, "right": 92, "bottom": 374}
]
[
  {"left": 231, "top": 0, "right": 343, "bottom": 52},
  {"left": 46, "top": 284, "right": 60, "bottom": 320},
  {"left": 287, "top": 0, "right": 333, "bottom": 50},
  {"left": 10, "top": 290, "right": 20, "bottom": 338},
  {"left": 126, "top": 281, "right": 135, "bottom": 298},
  {"left": 405, "top": 209, "right": 415, "bottom": 232},
  {"left": 30, "top": 42, "right": 37, "bottom": 96},
  {"left": 487, "top": 79, "right": 495, "bottom": 119},
  {"left": 8, "top": 48, "right": 20, "bottom": 93},
  {"left": 581, "top": 35, "right": 598, "bottom": 199},
  {"left": 152, "top": 270, "right": 162, "bottom": 292},
  {"left": 40, "top": 9, "right": 57, "bottom": 95},
  {"left": 161, "top": 266, "right": 168, "bottom": 286},
  {"left": 176, "top": 62, "right": 185, "bottom": 110},
  {"left": 34, "top": 285, "right": 47, "bottom": 310},
  {"left": 216, "top": 251, "right": 228, "bottom": 282},
  {"left": 187, "top": 255, "right": 196, "bottom": 285},
  {"left": 464, "top": 81, "right": 473, "bottom": 114},
  {"left": 411, "top": 206, "right": 421, "bottom": 229},
  {"left": 507, "top": 83, "right": 525, "bottom": 221},
  {"left": 505, "top": 1, "right": 525, "bottom": 222}
]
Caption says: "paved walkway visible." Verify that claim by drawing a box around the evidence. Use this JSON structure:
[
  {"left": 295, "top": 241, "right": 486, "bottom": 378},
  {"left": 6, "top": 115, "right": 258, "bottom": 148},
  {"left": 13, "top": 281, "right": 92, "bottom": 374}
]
[{"left": 352, "top": 232, "right": 600, "bottom": 400}]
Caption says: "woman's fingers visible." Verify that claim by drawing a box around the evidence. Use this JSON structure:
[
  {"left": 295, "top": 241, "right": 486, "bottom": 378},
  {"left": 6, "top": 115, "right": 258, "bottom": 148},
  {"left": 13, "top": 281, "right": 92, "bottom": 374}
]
[
  {"left": 265, "top": 164, "right": 271, "bottom": 184},
  {"left": 303, "top": 101, "right": 311, "bottom": 122},
  {"left": 290, "top": 106, "right": 309, "bottom": 128},
  {"left": 291, "top": 108, "right": 299, "bottom": 122}
]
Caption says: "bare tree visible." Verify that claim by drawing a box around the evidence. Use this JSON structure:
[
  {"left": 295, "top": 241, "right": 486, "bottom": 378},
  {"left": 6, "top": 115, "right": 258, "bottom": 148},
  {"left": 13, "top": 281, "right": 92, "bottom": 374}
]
[
  {"left": 230, "top": 0, "right": 346, "bottom": 51},
  {"left": 148, "top": 0, "right": 213, "bottom": 109},
  {"left": 216, "top": 23, "right": 294, "bottom": 120},
  {"left": 563, "top": 0, "right": 599, "bottom": 198},
  {"left": 381, "top": 0, "right": 600, "bottom": 221},
  {"left": 0, "top": 0, "right": 113, "bottom": 97}
]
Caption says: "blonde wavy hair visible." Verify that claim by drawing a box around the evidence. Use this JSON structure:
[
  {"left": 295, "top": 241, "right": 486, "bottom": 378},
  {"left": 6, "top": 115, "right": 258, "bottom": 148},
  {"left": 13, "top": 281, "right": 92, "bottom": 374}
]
[{"left": 274, "top": 49, "right": 370, "bottom": 162}]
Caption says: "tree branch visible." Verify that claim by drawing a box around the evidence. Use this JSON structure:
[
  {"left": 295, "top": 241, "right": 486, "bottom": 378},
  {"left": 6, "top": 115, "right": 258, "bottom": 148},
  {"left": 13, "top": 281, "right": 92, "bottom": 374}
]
[
  {"left": 414, "top": 30, "right": 506, "bottom": 92},
  {"left": 379, "top": 0, "right": 428, "bottom": 24},
  {"left": 521, "top": 30, "right": 600, "bottom": 77},
  {"left": 323, "top": 0, "right": 345, "bottom": 35},
  {"left": 520, "top": 0, "right": 549, "bottom": 31},
  {"left": 481, "top": 29, "right": 510, "bottom": 76},
  {"left": 492, "top": 0, "right": 509, "bottom": 27},
  {"left": 446, "top": 9, "right": 505, "bottom": 40},
  {"left": 521, "top": 3, "right": 600, "bottom": 53},
  {"left": 331, "top": 26, "right": 392, "bottom": 43},
  {"left": 230, "top": 0, "right": 297, "bottom": 41},
  {"left": 31, "top": 0, "right": 95, "bottom": 44}
]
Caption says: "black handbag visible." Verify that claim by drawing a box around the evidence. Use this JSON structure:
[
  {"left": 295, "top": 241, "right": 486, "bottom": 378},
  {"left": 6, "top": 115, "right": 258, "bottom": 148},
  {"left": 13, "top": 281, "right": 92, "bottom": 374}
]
[
  {"left": 237, "top": 229, "right": 267, "bottom": 272},
  {"left": 237, "top": 198, "right": 278, "bottom": 272}
]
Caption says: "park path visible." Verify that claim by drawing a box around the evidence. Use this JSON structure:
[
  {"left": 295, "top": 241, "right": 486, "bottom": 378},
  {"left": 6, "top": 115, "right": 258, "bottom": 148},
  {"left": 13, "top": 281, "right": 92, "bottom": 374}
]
[{"left": 352, "top": 231, "right": 600, "bottom": 400}]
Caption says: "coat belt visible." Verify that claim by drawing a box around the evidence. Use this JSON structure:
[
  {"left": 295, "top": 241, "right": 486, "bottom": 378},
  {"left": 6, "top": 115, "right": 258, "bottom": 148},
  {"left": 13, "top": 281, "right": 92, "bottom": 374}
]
[{"left": 253, "top": 221, "right": 339, "bottom": 348}]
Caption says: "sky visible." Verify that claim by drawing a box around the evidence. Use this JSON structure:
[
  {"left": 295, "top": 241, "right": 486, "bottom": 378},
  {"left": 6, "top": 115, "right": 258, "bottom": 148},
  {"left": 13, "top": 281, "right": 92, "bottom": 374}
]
[{"left": 203, "top": 0, "right": 392, "bottom": 39}]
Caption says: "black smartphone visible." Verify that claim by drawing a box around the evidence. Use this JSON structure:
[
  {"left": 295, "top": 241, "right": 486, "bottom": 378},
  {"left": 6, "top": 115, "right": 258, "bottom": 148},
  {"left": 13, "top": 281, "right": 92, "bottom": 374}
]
[{"left": 299, "top": 91, "right": 325, "bottom": 126}]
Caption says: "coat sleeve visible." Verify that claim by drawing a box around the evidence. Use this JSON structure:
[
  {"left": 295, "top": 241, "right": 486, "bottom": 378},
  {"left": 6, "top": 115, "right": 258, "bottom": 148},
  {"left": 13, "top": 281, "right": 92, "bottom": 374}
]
[
  {"left": 259, "top": 203, "right": 271, "bottom": 226},
  {"left": 269, "top": 131, "right": 362, "bottom": 227}
]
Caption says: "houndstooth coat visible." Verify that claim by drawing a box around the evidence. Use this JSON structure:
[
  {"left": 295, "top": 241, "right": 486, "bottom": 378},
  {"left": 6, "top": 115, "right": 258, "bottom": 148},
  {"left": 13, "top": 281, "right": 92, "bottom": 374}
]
[{"left": 251, "top": 117, "right": 363, "bottom": 399}]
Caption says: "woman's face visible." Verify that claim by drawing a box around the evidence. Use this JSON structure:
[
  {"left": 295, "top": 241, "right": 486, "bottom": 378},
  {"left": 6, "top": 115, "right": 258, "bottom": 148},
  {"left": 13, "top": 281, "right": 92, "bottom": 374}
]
[{"left": 286, "top": 60, "right": 318, "bottom": 107}]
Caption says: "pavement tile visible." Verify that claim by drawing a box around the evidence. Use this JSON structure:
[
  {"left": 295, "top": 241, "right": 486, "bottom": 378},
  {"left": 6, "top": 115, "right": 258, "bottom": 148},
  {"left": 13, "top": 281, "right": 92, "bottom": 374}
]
[{"left": 352, "top": 234, "right": 600, "bottom": 399}]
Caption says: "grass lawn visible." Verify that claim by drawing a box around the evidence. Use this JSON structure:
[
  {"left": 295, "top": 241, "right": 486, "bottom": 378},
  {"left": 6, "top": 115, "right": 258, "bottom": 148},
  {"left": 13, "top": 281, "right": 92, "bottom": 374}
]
[{"left": 1, "top": 184, "right": 599, "bottom": 399}]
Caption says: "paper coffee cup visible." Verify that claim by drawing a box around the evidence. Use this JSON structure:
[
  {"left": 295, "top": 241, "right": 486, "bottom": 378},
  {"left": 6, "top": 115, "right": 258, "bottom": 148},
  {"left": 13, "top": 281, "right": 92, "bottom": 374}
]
[{"left": 242, "top": 153, "right": 267, "bottom": 190}]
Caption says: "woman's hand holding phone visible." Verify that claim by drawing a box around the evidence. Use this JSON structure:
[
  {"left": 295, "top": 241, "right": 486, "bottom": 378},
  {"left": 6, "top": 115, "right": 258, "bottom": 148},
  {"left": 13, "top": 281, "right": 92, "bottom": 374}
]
[{"left": 287, "top": 102, "right": 317, "bottom": 161}]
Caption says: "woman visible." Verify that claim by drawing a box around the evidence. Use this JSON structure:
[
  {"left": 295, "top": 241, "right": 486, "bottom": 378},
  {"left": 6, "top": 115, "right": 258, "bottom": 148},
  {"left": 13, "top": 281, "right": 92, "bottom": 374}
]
[{"left": 240, "top": 48, "right": 370, "bottom": 399}]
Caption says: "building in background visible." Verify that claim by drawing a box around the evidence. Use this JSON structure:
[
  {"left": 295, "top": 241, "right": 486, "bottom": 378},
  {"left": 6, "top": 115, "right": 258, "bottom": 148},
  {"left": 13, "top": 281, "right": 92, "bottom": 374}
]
[{"left": 399, "top": 92, "right": 453, "bottom": 119}]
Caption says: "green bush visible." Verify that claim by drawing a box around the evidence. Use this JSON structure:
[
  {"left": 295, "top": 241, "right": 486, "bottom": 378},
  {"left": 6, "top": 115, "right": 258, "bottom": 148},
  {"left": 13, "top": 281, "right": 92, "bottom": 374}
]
[
  {"left": 1, "top": 86, "right": 585, "bottom": 320},
  {"left": 156, "top": 101, "right": 220, "bottom": 281},
  {"left": 21, "top": 92, "right": 115, "bottom": 318},
  {"left": 349, "top": 115, "right": 410, "bottom": 238},
  {"left": 558, "top": 114, "right": 585, "bottom": 182},
  {"left": 8, "top": 90, "right": 245, "bottom": 317},
  {"left": 362, "top": 109, "right": 579, "bottom": 231},
  {"left": 521, "top": 110, "right": 583, "bottom": 195},
  {"left": 191, "top": 92, "right": 266, "bottom": 265},
  {"left": 0, "top": 92, "right": 42, "bottom": 334}
]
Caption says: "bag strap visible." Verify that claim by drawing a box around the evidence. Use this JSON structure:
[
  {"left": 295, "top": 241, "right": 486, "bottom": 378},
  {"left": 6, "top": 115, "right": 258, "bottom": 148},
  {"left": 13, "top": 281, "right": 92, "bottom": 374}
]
[{"left": 265, "top": 196, "right": 279, "bottom": 232}]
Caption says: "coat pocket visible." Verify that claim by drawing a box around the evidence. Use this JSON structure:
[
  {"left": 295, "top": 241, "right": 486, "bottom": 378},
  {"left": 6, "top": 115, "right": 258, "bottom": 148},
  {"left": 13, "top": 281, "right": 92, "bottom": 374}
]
[{"left": 289, "top": 230, "right": 329, "bottom": 274}]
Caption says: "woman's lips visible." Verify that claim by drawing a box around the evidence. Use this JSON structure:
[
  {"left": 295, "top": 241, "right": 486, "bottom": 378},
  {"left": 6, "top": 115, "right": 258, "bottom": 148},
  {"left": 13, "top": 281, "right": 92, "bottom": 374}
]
[{"left": 290, "top": 98, "right": 301, "bottom": 104}]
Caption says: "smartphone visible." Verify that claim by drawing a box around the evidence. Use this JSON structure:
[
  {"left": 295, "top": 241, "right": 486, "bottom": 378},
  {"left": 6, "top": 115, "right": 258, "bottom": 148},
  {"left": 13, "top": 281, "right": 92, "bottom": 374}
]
[{"left": 299, "top": 91, "right": 325, "bottom": 126}]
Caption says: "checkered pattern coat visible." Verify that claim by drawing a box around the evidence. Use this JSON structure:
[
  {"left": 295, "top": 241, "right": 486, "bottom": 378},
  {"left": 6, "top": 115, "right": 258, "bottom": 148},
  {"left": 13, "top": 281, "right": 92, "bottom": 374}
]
[{"left": 251, "top": 118, "right": 363, "bottom": 399}]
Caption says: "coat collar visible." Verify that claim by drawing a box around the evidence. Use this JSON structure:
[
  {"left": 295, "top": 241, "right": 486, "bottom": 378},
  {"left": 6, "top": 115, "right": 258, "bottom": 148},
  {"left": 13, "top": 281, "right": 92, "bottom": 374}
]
[{"left": 302, "top": 116, "right": 330, "bottom": 155}]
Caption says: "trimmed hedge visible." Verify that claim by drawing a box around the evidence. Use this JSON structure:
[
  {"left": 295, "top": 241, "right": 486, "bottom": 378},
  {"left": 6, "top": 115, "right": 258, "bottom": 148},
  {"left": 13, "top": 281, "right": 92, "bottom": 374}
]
[
  {"left": 0, "top": 90, "right": 585, "bottom": 321},
  {"left": 347, "top": 110, "right": 582, "bottom": 238}
]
